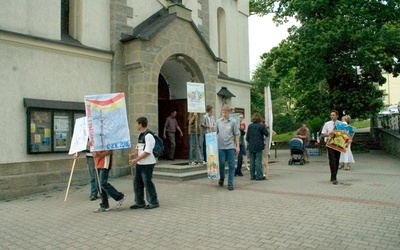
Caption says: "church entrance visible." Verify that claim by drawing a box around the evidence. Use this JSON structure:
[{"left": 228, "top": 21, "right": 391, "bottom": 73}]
[{"left": 158, "top": 54, "right": 204, "bottom": 160}]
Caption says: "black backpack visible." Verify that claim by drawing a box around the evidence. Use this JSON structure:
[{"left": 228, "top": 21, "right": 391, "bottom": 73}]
[{"left": 144, "top": 130, "right": 164, "bottom": 158}]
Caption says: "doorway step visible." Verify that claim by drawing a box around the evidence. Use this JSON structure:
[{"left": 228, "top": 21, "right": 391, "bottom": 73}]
[{"left": 153, "top": 160, "right": 207, "bottom": 181}]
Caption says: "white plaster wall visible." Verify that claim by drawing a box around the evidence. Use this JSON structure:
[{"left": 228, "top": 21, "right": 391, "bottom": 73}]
[
  {"left": 0, "top": 0, "right": 60, "bottom": 40},
  {"left": 208, "top": 0, "right": 250, "bottom": 82},
  {"left": 127, "top": 0, "right": 165, "bottom": 28},
  {"left": 382, "top": 74, "right": 400, "bottom": 106},
  {"left": 80, "top": 0, "right": 110, "bottom": 50},
  {"left": 215, "top": 81, "right": 251, "bottom": 125},
  {"left": 0, "top": 39, "right": 112, "bottom": 164}
]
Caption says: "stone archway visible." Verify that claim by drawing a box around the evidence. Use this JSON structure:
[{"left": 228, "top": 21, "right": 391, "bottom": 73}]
[{"left": 157, "top": 54, "right": 205, "bottom": 160}]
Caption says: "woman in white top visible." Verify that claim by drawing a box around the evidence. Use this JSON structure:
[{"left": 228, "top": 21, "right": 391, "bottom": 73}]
[{"left": 339, "top": 115, "right": 355, "bottom": 170}]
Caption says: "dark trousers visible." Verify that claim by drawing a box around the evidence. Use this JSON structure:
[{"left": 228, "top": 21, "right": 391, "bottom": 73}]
[
  {"left": 134, "top": 164, "right": 159, "bottom": 206},
  {"left": 327, "top": 147, "right": 341, "bottom": 181},
  {"left": 98, "top": 168, "right": 124, "bottom": 207}
]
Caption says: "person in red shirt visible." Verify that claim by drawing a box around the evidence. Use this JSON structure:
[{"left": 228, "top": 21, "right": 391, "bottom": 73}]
[{"left": 92, "top": 150, "right": 125, "bottom": 212}]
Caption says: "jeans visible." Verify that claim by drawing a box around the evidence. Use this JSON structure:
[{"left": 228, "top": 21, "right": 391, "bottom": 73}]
[
  {"left": 134, "top": 164, "right": 159, "bottom": 206},
  {"left": 98, "top": 168, "right": 124, "bottom": 207},
  {"left": 167, "top": 132, "right": 176, "bottom": 159},
  {"left": 249, "top": 151, "right": 263, "bottom": 180},
  {"left": 86, "top": 156, "right": 98, "bottom": 197},
  {"left": 189, "top": 134, "right": 204, "bottom": 163},
  {"left": 218, "top": 149, "right": 236, "bottom": 187},
  {"left": 327, "top": 147, "right": 340, "bottom": 181},
  {"left": 236, "top": 137, "right": 246, "bottom": 173}
]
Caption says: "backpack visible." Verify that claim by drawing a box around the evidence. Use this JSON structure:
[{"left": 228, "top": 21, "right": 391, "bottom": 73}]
[{"left": 144, "top": 130, "right": 164, "bottom": 158}]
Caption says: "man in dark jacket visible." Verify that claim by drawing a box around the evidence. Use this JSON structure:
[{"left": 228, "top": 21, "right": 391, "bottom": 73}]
[{"left": 246, "top": 113, "right": 269, "bottom": 180}]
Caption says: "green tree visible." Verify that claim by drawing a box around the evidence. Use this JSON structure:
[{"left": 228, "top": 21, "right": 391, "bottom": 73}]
[{"left": 250, "top": 0, "right": 400, "bottom": 120}]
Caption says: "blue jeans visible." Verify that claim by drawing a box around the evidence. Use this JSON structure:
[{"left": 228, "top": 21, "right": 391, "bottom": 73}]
[
  {"left": 249, "top": 151, "right": 263, "bottom": 180},
  {"left": 189, "top": 134, "right": 204, "bottom": 163},
  {"left": 86, "top": 156, "right": 98, "bottom": 197},
  {"left": 134, "top": 164, "right": 159, "bottom": 206},
  {"left": 98, "top": 168, "right": 124, "bottom": 207},
  {"left": 218, "top": 149, "right": 236, "bottom": 187}
]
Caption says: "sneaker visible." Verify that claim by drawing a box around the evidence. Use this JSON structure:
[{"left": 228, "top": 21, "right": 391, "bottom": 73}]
[
  {"left": 228, "top": 186, "right": 234, "bottom": 191},
  {"left": 144, "top": 203, "right": 159, "bottom": 210},
  {"left": 202, "top": 161, "right": 206, "bottom": 164},
  {"left": 130, "top": 203, "right": 146, "bottom": 209},
  {"left": 90, "top": 195, "right": 97, "bottom": 201},
  {"left": 332, "top": 180, "right": 338, "bottom": 185},
  {"left": 237, "top": 172, "right": 243, "bottom": 176},
  {"left": 218, "top": 178, "right": 224, "bottom": 187},
  {"left": 93, "top": 205, "right": 110, "bottom": 213},
  {"left": 189, "top": 162, "right": 195, "bottom": 165},
  {"left": 116, "top": 196, "right": 125, "bottom": 209}
]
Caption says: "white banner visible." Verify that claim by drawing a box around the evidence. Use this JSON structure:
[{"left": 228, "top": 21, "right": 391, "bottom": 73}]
[
  {"left": 187, "top": 82, "right": 205, "bottom": 113},
  {"left": 265, "top": 86, "right": 273, "bottom": 151},
  {"left": 68, "top": 117, "right": 88, "bottom": 155}
]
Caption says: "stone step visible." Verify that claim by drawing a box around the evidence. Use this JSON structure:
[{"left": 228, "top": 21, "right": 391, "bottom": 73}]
[
  {"left": 153, "top": 160, "right": 208, "bottom": 181},
  {"left": 153, "top": 169, "right": 208, "bottom": 181}
]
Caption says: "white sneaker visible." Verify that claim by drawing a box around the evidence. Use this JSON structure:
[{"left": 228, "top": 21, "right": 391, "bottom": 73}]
[
  {"left": 116, "top": 196, "right": 125, "bottom": 209},
  {"left": 189, "top": 162, "right": 195, "bottom": 165},
  {"left": 93, "top": 205, "right": 110, "bottom": 213}
]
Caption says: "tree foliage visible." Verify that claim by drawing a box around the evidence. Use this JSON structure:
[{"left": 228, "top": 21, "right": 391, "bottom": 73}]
[{"left": 250, "top": 0, "right": 400, "bottom": 121}]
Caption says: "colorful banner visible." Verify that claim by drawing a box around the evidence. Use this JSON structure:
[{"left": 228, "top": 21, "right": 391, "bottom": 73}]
[
  {"left": 205, "top": 132, "right": 219, "bottom": 180},
  {"left": 68, "top": 117, "right": 88, "bottom": 155},
  {"left": 326, "top": 130, "right": 351, "bottom": 153},
  {"left": 334, "top": 121, "right": 355, "bottom": 137},
  {"left": 187, "top": 82, "right": 205, "bottom": 113},
  {"left": 85, "top": 93, "right": 131, "bottom": 152}
]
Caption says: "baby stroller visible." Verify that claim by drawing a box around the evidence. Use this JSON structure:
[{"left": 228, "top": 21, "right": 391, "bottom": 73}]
[{"left": 288, "top": 138, "right": 305, "bottom": 165}]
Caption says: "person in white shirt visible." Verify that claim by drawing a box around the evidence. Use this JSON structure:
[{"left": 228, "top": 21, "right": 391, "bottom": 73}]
[
  {"left": 129, "top": 117, "right": 159, "bottom": 209},
  {"left": 321, "top": 110, "right": 340, "bottom": 185}
]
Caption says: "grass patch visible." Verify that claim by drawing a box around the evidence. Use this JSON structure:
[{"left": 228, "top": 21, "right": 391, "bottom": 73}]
[
  {"left": 352, "top": 119, "right": 370, "bottom": 129},
  {"left": 271, "top": 119, "right": 370, "bottom": 142}
]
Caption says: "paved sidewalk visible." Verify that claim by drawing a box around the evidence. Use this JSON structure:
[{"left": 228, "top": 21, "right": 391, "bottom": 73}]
[{"left": 1, "top": 149, "right": 400, "bottom": 249}]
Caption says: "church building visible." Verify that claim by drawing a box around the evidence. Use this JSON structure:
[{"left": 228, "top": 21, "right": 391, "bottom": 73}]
[{"left": 0, "top": 0, "right": 251, "bottom": 199}]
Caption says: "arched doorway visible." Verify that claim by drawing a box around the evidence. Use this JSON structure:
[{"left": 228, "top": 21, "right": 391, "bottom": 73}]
[{"left": 158, "top": 54, "right": 204, "bottom": 160}]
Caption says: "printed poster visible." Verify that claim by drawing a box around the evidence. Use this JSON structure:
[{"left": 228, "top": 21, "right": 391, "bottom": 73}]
[
  {"left": 205, "top": 132, "right": 219, "bottom": 180},
  {"left": 85, "top": 93, "right": 131, "bottom": 152},
  {"left": 187, "top": 82, "right": 205, "bottom": 113},
  {"left": 326, "top": 130, "right": 351, "bottom": 153},
  {"left": 68, "top": 117, "right": 89, "bottom": 155}
]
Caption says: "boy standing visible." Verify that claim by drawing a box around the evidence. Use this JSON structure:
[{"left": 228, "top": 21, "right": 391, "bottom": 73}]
[{"left": 129, "top": 117, "right": 159, "bottom": 209}]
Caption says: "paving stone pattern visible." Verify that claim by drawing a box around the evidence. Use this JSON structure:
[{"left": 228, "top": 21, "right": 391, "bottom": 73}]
[{"left": 1, "top": 150, "right": 399, "bottom": 249}]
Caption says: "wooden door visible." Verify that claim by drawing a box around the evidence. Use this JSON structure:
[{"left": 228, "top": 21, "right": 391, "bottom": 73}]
[{"left": 158, "top": 99, "right": 189, "bottom": 160}]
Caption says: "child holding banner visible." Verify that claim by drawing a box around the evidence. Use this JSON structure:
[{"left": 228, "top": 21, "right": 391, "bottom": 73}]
[{"left": 93, "top": 150, "right": 125, "bottom": 212}]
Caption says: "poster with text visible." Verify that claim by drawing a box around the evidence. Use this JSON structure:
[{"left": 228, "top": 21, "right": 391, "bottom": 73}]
[
  {"left": 85, "top": 93, "right": 131, "bottom": 152},
  {"left": 187, "top": 82, "right": 205, "bottom": 113},
  {"left": 205, "top": 132, "right": 219, "bottom": 180}
]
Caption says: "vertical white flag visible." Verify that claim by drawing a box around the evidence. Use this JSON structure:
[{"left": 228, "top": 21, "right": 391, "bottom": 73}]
[{"left": 265, "top": 86, "right": 273, "bottom": 151}]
